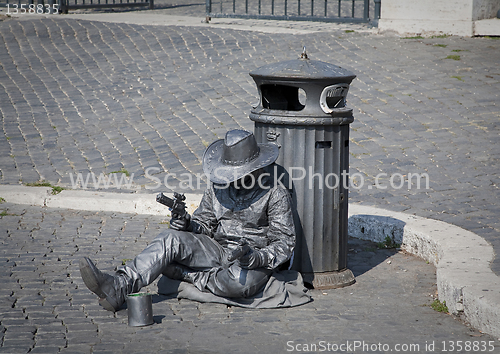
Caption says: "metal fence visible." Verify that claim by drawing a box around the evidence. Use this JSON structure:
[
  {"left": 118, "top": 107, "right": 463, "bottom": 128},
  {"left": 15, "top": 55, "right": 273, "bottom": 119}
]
[
  {"left": 59, "top": 0, "right": 153, "bottom": 13},
  {"left": 0, "top": 0, "right": 153, "bottom": 13},
  {"left": 206, "top": 0, "right": 374, "bottom": 23}
]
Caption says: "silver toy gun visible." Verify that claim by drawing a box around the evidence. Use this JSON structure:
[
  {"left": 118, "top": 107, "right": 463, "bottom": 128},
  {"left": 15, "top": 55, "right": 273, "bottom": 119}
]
[{"left": 156, "top": 192, "right": 187, "bottom": 219}]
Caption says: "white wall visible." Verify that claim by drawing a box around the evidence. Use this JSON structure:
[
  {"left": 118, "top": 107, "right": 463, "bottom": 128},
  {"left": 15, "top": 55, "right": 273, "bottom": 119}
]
[
  {"left": 378, "top": 0, "right": 500, "bottom": 37},
  {"left": 381, "top": 0, "right": 473, "bottom": 21}
]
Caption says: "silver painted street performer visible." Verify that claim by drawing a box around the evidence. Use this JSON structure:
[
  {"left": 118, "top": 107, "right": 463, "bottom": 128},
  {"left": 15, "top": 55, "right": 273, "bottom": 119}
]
[{"left": 79, "top": 129, "right": 297, "bottom": 311}]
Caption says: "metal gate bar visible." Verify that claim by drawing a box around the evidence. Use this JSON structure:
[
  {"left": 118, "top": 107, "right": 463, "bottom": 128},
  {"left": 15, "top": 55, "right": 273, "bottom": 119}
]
[{"left": 206, "top": 0, "right": 371, "bottom": 23}]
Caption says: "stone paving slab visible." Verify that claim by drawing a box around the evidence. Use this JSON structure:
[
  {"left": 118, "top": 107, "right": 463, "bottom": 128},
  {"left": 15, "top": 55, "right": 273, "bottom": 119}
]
[{"left": 0, "top": 202, "right": 499, "bottom": 353}]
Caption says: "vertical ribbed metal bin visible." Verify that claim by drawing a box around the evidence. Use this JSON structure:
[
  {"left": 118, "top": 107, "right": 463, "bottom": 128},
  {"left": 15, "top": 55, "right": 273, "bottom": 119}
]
[{"left": 249, "top": 50, "right": 356, "bottom": 289}]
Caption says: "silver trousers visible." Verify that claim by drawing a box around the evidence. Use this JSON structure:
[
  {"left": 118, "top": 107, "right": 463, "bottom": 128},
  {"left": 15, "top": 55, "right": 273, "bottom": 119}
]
[{"left": 118, "top": 230, "right": 272, "bottom": 298}]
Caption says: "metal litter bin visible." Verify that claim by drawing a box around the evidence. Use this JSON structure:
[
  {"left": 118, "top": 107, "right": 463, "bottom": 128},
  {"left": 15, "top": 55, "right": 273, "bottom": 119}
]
[{"left": 249, "top": 49, "right": 356, "bottom": 289}]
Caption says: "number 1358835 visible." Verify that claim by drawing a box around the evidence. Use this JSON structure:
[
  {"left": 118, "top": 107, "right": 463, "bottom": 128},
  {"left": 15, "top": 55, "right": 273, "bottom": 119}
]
[{"left": 7, "top": 3, "right": 59, "bottom": 14}]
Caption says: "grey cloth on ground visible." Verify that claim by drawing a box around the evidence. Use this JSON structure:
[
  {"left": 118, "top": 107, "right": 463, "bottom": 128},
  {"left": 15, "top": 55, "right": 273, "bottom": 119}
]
[{"left": 158, "top": 270, "right": 312, "bottom": 309}]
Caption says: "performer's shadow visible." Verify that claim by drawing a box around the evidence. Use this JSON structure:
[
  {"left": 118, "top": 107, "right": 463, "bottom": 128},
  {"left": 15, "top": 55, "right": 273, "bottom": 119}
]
[{"left": 153, "top": 293, "right": 176, "bottom": 303}]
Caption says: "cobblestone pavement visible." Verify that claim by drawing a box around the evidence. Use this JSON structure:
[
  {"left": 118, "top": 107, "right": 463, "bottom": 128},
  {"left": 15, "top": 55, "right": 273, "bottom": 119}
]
[
  {"left": 1, "top": 203, "right": 498, "bottom": 353},
  {"left": 0, "top": 15, "right": 499, "bottom": 274}
]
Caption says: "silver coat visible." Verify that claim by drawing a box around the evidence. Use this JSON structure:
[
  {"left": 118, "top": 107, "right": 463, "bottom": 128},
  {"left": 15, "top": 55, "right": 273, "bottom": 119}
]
[{"left": 191, "top": 175, "right": 296, "bottom": 270}]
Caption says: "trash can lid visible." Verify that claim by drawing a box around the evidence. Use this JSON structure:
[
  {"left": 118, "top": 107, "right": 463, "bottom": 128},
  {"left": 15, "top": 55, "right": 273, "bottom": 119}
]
[{"left": 250, "top": 50, "right": 355, "bottom": 82}]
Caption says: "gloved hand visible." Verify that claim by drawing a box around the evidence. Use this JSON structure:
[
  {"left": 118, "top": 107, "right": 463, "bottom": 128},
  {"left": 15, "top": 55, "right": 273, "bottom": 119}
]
[
  {"left": 239, "top": 248, "right": 268, "bottom": 270},
  {"left": 170, "top": 213, "right": 191, "bottom": 231},
  {"left": 227, "top": 240, "right": 250, "bottom": 262}
]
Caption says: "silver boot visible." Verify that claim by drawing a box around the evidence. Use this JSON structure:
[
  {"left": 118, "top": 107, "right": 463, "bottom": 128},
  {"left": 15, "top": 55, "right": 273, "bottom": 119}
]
[{"left": 79, "top": 257, "right": 129, "bottom": 312}]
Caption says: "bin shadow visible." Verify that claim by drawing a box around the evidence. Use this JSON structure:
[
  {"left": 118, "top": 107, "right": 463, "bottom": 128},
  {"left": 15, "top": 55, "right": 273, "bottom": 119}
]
[
  {"left": 153, "top": 315, "right": 166, "bottom": 324},
  {"left": 347, "top": 236, "right": 399, "bottom": 277}
]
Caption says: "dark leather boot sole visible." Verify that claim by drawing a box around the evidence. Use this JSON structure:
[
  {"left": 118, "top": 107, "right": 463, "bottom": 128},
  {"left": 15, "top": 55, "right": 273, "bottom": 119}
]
[
  {"left": 79, "top": 258, "right": 107, "bottom": 297},
  {"left": 79, "top": 257, "right": 120, "bottom": 312},
  {"left": 99, "top": 297, "right": 120, "bottom": 312}
]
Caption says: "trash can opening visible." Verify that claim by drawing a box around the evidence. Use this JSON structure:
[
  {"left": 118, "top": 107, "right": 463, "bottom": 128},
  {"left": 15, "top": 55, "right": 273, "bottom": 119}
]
[
  {"left": 319, "top": 83, "right": 350, "bottom": 114},
  {"left": 261, "top": 84, "right": 305, "bottom": 111}
]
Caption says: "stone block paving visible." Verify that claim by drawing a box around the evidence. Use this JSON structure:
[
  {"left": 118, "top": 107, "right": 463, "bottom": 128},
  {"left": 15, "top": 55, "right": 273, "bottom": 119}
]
[
  {"left": 0, "top": 202, "right": 498, "bottom": 353},
  {"left": 0, "top": 15, "right": 499, "bottom": 274}
]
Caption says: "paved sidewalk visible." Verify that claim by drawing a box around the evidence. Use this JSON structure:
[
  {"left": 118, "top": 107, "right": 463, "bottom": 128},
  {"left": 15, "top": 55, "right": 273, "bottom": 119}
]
[
  {"left": 0, "top": 12, "right": 498, "bottom": 275},
  {"left": 0, "top": 202, "right": 498, "bottom": 353}
]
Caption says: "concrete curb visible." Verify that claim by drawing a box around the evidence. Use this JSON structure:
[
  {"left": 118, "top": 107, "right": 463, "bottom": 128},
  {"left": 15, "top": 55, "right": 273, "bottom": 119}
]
[
  {"left": 349, "top": 205, "right": 500, "bottom": 339},
  {"left": 0, "top": 185, "right": 202, "bottom": 217},
  {"left": 474, "top": 18, "right": 500, "bottom": 36},
  {"left": 1, "top": 185, "right": 498, "bottom": 338}
]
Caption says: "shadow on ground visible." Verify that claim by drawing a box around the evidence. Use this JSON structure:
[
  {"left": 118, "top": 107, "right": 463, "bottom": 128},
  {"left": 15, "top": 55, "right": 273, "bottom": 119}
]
[{"left": 348, "top": 236, "right": 398, "bottom": 277}]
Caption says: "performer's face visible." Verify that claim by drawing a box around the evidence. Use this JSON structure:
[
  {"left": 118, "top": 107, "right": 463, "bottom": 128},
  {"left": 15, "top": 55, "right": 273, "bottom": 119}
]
[
  {"left": 232, "top": 174, "right": 253, "bottom": 190},
  {"left": 232, "top": 169, "right": 263, "bottom": 190}
]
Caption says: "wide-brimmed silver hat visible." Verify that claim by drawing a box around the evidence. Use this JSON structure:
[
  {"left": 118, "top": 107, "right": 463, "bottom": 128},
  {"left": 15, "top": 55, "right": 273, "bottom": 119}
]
[{"left": 203, "top": 130, "right": 279, "bottom": 184}]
